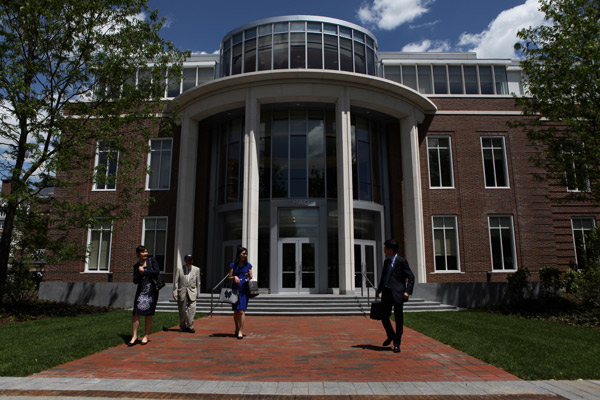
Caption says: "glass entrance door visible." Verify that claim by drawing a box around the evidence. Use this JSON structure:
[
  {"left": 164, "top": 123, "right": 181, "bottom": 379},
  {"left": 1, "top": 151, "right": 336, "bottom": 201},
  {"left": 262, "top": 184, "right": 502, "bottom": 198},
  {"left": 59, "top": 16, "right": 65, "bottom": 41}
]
[
  {"left": 278, "top": 238, "right": 317, "bottom": 292},
  {"left": 354, "top": 240, "right": 377, "bottom": 294}
]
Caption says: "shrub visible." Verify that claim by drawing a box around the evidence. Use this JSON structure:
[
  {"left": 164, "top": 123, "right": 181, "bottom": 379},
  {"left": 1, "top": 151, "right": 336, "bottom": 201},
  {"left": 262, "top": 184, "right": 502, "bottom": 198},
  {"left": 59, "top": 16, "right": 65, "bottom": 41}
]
[
  {"left": 539, "top": 266, "right": 563, "bottom": 299},
  {"left": 505, "top": 266, "right": 532, "bottom": 305},
  {"left": 3, "top": 262, "right": 37, "bottom": 303},
  {"left": 564, "top": 226, "right": 600, "bottom": 308}
]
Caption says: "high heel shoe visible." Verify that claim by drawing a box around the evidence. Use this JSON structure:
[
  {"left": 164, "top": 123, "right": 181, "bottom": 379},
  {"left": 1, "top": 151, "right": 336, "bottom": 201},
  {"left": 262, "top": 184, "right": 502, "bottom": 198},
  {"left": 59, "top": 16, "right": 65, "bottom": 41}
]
[{"left": 127, "top": 339, "right": 137, "bottom": 347}]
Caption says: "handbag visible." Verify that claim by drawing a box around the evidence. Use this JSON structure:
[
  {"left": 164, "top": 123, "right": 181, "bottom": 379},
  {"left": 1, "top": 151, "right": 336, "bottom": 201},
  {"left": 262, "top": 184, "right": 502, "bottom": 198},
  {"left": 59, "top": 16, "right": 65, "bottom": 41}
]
[
  {"left": 369, "top": 300, "right": 384, "bottom": 320},
  {"left": 153, "top": 275, "right": 165, "bottom": 291},
  {"left": 246, "top": 280, "right": 259, "bottom": 298},
  {"left": 219, "top": 286, "right": 239, "bottom": 304}
]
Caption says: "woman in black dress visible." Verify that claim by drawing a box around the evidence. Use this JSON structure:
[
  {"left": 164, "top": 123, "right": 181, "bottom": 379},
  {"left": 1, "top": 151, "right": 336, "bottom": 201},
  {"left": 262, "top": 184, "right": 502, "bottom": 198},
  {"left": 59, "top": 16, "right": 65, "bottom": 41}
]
[{"left": 128, "top": 245, "right": 160, "bottom": 346}]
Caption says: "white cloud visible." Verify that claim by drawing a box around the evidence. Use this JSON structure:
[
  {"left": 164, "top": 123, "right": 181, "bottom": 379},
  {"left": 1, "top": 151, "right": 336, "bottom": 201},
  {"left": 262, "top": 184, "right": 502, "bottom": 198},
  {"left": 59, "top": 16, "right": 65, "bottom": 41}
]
[
  {"left": 402, "top": 39, "right": 450, "bottom": 52},
  {"left": 358, "top": 0, "right": 434, "bottom": 30},
  {"left": 457, "top": 0, "right": 546, "bottom": 58}
]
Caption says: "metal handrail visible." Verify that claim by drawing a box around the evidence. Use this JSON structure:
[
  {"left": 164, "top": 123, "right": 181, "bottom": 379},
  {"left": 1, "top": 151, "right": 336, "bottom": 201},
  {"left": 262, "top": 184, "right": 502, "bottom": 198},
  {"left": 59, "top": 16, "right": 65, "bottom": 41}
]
[
  {"left": 209, "top": 273, "right": 231, "bottom": 317},
  {"left": 361, "top": 271, "right": 377, "bottom": 305}
]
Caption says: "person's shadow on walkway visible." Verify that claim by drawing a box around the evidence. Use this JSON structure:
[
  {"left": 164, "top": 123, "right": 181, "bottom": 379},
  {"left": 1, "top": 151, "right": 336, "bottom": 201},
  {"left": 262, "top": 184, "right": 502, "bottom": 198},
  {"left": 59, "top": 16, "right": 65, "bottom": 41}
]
[
  {"left": 210, "top": 333, "right": 238, "bottom": 338},
  {"left": 352, "top": 344, "right": 392, "bottom": 352},
  {"left": 162, "top": 326, "right": 180, "bottom": 332}
]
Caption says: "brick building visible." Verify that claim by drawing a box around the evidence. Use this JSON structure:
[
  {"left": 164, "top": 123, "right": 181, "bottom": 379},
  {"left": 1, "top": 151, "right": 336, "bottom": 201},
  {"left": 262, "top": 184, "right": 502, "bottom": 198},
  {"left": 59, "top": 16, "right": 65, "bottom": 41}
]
[{"left": 43, "top": 16, "right": 599, "bottom": 306}]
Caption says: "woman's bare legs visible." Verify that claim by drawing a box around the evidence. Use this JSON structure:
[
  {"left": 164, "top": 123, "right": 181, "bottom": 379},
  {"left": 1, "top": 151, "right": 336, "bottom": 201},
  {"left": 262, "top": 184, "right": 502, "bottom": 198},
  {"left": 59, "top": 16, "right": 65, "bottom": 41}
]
[
  {"left": 130, "top": 315, "right": 140, "bottom": 343},
  {"left": 141, "top": 316, "right": 152, "bottom": 343}
]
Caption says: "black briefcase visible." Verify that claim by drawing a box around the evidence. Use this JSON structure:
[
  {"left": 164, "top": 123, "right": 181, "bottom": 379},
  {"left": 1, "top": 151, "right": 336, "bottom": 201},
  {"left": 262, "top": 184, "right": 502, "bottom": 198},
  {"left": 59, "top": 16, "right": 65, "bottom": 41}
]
[{"left": 369, "top": 300, "right": 384, "bottom": 320}]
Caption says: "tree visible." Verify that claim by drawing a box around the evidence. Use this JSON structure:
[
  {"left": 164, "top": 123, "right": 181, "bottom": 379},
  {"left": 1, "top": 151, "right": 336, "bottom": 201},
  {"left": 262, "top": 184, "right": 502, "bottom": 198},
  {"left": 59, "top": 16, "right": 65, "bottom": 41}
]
[
  {"left": 0, "top": 0, "right": 187, "bottom": 303},
  {"left": 514, "top": 0, "right": 600, "bottom": 203}
]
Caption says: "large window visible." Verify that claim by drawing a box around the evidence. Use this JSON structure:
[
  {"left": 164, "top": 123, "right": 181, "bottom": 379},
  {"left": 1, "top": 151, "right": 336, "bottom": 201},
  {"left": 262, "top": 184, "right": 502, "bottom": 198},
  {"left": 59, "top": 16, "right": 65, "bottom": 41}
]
[
  {"left": 384, "top": 64, "right": 510, "bottom": 95},
  {"left": 94, "top": 140, "right": 118, "bottom": 191},
  {"left": 221, "top": 18, "right": 377, "bottom": 77},
  {"left": 432, "top": 216, "right": 459, "bottom": 272},
  {"left": 217, "top": 116, "right": 244, "bottom": 204},
  {"left": 571, "top": 217, "right": 596, "bottom": 270},
  {"left": 143, "top": 217, "right": 167, "bottom": 271},
  {"left": 481, "top": 137, "right": 509, "bottom": 188},
  {"left": 564, "top": 144, "right": 590, "bottom": 192},
  {"left": 427, "top": 136, "right": 454, "bottom": 188},
  {"left": 147, "top": 138, "right": 172, "bottom": 190},
  {"left": 488, "top": 216, "right": 516, "bottom": 271},
  {"left": 87, "top": 221, "right": 112, "bottom": 272}
]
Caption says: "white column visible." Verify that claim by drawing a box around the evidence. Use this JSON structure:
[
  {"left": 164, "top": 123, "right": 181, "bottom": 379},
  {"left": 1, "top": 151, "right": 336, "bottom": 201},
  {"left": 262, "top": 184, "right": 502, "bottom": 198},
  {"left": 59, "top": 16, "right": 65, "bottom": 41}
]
[
  {"left": 242, "top": 90, "right": 260, "bottom": 279},
  {"left": 400, "top": 111, "right": 426, "bottom": 283},
  {"left": 173, "top": 112, "right": 199, "bottom": 275},
  {"left": 336, "top": 89, "right": 355, "bottom": 294}
]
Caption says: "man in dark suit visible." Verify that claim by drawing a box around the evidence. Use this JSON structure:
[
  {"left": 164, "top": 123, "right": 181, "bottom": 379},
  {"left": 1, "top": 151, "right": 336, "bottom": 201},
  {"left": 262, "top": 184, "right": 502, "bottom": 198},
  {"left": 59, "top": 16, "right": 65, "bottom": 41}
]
[{"left": 376, "top": 239, "right": 415, "bottom": 353}]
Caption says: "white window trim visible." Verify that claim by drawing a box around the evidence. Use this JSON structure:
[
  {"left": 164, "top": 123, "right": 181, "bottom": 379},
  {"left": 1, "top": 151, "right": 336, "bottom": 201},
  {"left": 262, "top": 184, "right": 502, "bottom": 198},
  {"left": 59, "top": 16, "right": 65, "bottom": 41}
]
[
  {"left": 93, "top": 140, "right": 118, "bottom": 191},
  {"left": 487, "top": 214, "right": 517, "bottom": 272},
  {"left": 480, "top": 136, "right": 510, "bottom": 189},
  {"left": 431, "top": 215, "right": 461, "bottom": 273},
  {"left": 142, "top": 216, "right": 169, "bottom": 272},
  {"left": 426, "top": 136, "right": 455, "bottom": 189},
  {"left": 85, "top": 221, "right": 113, "bottom": 273},
  {"left": 146, "top": 138, "right": 173, "bottom": 191},
  {"left": 570, "top": 217, "right": 596, "bottom": 267}
]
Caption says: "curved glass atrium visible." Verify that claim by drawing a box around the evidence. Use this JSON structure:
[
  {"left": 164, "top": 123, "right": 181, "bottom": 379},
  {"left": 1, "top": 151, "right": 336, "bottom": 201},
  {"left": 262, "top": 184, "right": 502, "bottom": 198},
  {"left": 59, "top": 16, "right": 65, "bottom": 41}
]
[{"left": 220, "top": 16, "right": 378, "bottom": 77}]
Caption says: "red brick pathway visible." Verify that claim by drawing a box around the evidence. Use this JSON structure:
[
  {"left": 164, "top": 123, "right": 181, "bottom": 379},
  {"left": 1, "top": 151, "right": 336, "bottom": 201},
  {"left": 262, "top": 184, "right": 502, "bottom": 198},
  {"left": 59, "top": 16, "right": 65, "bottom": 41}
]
[{"left": 35, "top": 316, "right": 518, "bottom": 382}]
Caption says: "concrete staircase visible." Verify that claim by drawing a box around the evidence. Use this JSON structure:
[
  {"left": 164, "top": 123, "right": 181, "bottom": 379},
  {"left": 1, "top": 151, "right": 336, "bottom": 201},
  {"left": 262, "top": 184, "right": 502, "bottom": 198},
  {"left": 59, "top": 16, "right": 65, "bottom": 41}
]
[{"left": 155, "top": 293, "right": 459, "bottom": 315}]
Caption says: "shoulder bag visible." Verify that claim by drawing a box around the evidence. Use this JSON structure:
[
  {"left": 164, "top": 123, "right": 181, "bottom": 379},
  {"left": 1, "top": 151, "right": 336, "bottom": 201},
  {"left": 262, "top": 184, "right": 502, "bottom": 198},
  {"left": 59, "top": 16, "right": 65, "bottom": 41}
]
[{"left": 219, "top": 281, "right": 238, "bottom": 304}]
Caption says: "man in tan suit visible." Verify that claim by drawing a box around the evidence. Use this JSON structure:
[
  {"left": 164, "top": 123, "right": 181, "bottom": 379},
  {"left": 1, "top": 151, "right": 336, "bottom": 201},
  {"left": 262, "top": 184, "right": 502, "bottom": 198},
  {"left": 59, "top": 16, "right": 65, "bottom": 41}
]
[{"left": 173, "top": 254, "right": 200, "bottom": 333}]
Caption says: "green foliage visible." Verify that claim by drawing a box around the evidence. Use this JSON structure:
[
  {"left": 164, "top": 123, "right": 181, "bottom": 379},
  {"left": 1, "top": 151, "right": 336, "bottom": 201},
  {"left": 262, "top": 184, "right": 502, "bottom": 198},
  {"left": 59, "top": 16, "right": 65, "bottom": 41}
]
[
  {"left": 3, "top": 263, "right": 36, "bottom": 303},
  {"left": 513, "top": 0, "right": 600, "bottom": 204},
  {"left": 539, "top": 266, "right": 563, "bottom": 299},
  {"left": 563, "top": 226, "right": 600, "bottom": 307},
  {"left": 0, "top": 0, "right": 189, "bottom": 301},
  {"left": 505, "top": 266, "right": 532, "bottom": 305},
  {"left": 405, "top": 310, "right": 600, "bottom": 380}
]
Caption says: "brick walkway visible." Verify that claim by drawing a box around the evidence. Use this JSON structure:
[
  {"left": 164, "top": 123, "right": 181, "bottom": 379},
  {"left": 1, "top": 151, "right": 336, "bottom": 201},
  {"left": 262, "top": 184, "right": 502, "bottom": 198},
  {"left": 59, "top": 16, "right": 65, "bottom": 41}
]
[{"left": 34, "top": 315, "right": 517, "bottom": 382}]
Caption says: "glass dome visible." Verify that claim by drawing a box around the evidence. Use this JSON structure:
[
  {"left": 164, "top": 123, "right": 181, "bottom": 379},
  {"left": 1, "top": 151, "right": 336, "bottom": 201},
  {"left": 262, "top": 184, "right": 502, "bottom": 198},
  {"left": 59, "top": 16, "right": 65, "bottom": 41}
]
[{"left": 220, "top": 16, "right": 378, "bottom": 77}]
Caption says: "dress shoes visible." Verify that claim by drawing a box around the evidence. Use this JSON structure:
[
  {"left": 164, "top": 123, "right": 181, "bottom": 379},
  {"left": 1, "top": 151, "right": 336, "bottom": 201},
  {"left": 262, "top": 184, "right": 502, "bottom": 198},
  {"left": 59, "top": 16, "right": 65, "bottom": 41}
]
[
  {"left": 382, "top": 338, "right": 393, "bottom": 347},
  {"left": 393, "top": 345, "right": 401, "bottom": 353},
  {"left": 187, "top": 327, "right": 195, "bottom": 333},
  {"left": 127, "top": 340, "right": 136, "bottom": 347}
]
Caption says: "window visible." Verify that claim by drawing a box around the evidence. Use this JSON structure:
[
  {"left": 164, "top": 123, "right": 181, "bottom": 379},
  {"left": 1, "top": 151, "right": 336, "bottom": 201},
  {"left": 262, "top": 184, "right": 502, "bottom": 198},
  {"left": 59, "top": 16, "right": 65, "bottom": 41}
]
[
  {"left": 94, "top": 140, "right": 118, "bottom": 190},
  {"left": 147, "top": 138, "right": 172, "bottom": 190},
  {"left": 481, "top": 137, "right": 509, "bottom": 188},
  {"left": 488, "top": 216, "right": 516, "bottom": 271},
  {"left": 564, "top": 144, "right": 590, "bottom": 192},
  {"left": 432, "top": 216, "right": 460, "bottom": 271},
  {"left": 143, "top": 217, "right": 167, "bottom": 271},
  {"left": 571, "top": 217, "right": 596, "bottom": 270},
  {"left": 427, "top": 136, "right": 454, "bottom": 188},
  {"left": 87, "top": 221, "right": 112, "bottom": 272}
]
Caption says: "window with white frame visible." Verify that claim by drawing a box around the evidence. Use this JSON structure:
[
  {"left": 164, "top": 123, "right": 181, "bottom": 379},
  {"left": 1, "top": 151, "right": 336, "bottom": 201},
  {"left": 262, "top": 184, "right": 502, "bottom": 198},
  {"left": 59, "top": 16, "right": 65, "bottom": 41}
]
[
  {"left": 143, "top": 217, "right": 167, "bottom": 271},
  {"left": 432, "top": 216, "right": 460, "bottom": 271},
  {"left": 564, "top": 144, "right": 590, "bottom": 192},
  {"left": 87, "top": 220, "right": 112, "bottom": 272},
  {"left": 427, "top": 136, "right": 454, "bottom": 188},
  {"left": 94, "top": 140, "right": 118, "bottom": 190},
  {"left": 481, "top": 137, "right": 509, "bottom": 188},
  {"left": 488, "top": 215, "right": 516, "bottom": 271},
  {"left": 571, "top": 217, "right": 596, "bottom": 270},
  {"left": 147, "top": 138, "right": 172, "bottom": 190}
]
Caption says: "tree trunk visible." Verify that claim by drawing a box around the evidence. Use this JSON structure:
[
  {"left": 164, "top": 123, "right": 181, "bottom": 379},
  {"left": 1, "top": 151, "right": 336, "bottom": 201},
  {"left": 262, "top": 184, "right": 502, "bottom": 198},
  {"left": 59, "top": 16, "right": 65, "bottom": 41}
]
[{"left": 0, "top": 203, "right": 18, "bottom": 306}]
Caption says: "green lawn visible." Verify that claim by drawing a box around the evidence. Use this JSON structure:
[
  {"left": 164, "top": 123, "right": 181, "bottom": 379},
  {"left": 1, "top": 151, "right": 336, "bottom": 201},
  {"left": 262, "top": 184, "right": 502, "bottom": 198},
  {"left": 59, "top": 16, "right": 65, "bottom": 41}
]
[
  {"left": 405, "top": 310, "right": 600, "bottom": 380},
  {"left": 0, "top": 310, "right": 180, "bottom": 376}
]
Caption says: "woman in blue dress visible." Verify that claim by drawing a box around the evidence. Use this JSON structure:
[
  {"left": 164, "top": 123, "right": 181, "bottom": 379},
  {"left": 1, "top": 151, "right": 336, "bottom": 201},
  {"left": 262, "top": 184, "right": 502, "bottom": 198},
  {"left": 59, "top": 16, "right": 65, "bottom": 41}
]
[
  {"left": 128, "top": 245, "right": 160, "bottom": 346},
  {"left": 228, "top": 246, "right": 253, "bottom": 340}
]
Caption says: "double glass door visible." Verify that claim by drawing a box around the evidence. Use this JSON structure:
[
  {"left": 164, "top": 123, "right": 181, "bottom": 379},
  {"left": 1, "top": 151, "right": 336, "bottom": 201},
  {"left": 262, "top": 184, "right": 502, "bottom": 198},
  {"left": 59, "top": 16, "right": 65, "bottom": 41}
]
[
  {"left": 279, "top": 238, "right": 317, "bottom": 292},
  {"left": 354, "top": 240, "right": 377, "bottom": 294}
]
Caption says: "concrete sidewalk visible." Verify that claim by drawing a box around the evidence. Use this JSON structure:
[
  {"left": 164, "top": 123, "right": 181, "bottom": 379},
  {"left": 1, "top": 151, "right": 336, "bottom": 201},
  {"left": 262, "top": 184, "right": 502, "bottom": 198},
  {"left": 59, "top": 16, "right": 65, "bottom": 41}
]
[{"left": 0, "top": 315, "right": 598, "bottom": 399}]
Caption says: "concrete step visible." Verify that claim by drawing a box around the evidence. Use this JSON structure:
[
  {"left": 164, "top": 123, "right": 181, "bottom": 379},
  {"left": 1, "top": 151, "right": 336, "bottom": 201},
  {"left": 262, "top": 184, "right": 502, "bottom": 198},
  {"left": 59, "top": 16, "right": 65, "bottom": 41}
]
[{"left": 155, "top": 294, "right": 459, "bottom": 315}]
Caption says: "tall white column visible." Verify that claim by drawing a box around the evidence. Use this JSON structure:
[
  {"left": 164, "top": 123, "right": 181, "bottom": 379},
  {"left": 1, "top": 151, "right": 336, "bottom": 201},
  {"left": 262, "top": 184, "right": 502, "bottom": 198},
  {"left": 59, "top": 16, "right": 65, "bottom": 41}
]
[
  {"left": 173, "top": 112, "right": 199, "bottom": 275},
  {"left": 242, "top": 90, "right": 260, "bottom": 279},
  {"left": 400, "top": 111, "right": 426, "bottom": 283},
  {"left": 336, "top": 89, "right": 355, "bottom": 294}
]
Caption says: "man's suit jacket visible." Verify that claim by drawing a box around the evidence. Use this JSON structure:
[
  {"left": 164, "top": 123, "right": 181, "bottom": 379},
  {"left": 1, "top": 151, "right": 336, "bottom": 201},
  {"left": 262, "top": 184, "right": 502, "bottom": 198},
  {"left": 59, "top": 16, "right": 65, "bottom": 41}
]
[
  {"left": 377, "top": 255, "right": 415, "bottom": 304},
  {"left": 173, "top": 264, "right": 200, "bottom": 301}
]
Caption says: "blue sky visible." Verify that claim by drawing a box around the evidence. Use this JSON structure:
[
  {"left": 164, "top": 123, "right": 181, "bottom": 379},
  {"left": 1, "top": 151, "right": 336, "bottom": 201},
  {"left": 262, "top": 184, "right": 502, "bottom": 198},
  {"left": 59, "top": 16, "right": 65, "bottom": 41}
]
[{"left": 147, "top": 0, "right": 546, "bottom": 59}]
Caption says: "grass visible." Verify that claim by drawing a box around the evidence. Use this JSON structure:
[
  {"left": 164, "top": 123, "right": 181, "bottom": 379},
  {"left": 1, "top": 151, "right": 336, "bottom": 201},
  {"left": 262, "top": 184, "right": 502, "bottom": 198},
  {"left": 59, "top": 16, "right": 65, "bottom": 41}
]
[
  {"left": 0, "top": 310, "right": 180, "bottom": 376},
  {"left": 405, "top": 310, "right": 600, "bottom": 380}
]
